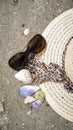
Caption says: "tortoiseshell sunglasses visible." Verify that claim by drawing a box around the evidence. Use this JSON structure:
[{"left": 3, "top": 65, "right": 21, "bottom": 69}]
[{"left": 8, "top": 34, "right": 46, "bottom": 71}]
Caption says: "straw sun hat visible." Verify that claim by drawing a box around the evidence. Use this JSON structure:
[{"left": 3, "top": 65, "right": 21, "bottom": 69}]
[{"left": 40, "top": 8, "right": 73, "bottom": 122}]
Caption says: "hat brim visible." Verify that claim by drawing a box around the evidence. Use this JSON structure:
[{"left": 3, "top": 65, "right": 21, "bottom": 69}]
[{"left": 40, "top": 8, "right": 73, "bottom": 122}]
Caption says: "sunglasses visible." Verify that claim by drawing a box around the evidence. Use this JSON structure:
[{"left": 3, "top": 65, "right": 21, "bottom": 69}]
[{"left": 8, "top": 34, "right": 46, "bottom": 71}]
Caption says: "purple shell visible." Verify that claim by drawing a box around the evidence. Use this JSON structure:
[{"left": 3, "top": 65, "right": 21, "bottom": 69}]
[
  {"left": 31, "top": 100, "right": 42, "bottom": 108},
  {"left": 19, "top": 85, "right": 40, "bottom": 98}
]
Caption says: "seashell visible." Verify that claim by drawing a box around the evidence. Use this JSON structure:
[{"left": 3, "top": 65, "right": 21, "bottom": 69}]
[
  {"left": 15, "top": 69, "right": 33, "bottom": 84},
  {"left": 0, "top": 102, "right": 4, "bottom": 113},
  {"left": 34, "top": 90, "right": 45, "bottom": 101},
  {"left": 19, "top": 85, "right": 40, "bottom": 98},
  {"left": 31, "top": 100, "right": 42, "bottom": 108},
  {"left": 24, "top": 96, "right": 36, "bottom": 104},
  {"left": 24, "top": 28, "right": 29, "bottom": 35}
]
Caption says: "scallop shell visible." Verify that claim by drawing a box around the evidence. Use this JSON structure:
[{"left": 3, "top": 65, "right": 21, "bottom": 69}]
[
  {"left": 15, "top": 69, "right": 33, "bottom": 84},
  {"left": 24, "top": 96, "right": 36, "bottom": 104},
  {"left": 19, "top": 85, "right": 40, "bottom": 98},
  {"left": 31, "top": 100, "right": 42, "bottom": 108}
]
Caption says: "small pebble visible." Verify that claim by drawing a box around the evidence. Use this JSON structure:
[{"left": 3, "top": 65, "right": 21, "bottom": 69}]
[
  {"left": 27, "top": 110, "right": 31, "bottom": 115},
  {"left": 13, "top": 11, "right": 16, "bottom": 14},
  {"left": 45, "top": 1, "right": 49, "bottom": 5},
  {"left": 22, "top": 123, "right": 25, "bottom": 128},
  {"left": 22, "top": 24, "right": 25, "bottom": 27},
  {"left": 24, "top": 96, "right": 36, "bottom": 104},
  {"left": 51, "top": 124, "right": 54, "bottom": 128},
  {"left": 57, "top": 3, "right": 59, "bottom": 6},
  {"left": 0, "top": 99, "right": 5, "bottom": 113},
  {"left": 58, "top": 8, "right": 62, "bottom": 13},
  {"left": 24, "top": 28, "right": 29, "bottom": 35}
]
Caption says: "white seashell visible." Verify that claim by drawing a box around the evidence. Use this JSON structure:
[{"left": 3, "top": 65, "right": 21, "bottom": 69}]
[
  {"left": 24, "top": 28, "right": 29, "bottom": 35},
  {"left": 15, "top": 69, "right": 33, "bottom": 84},
  {"left": 24, "top": 96, "right": 36, "bottom": 104}
]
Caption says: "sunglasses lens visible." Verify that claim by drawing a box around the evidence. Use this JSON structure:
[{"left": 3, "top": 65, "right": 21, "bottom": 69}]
[
  {"left": 27, "top": 34, "right": 46, "bottom": 54},
  {"left": 8, "top": 52, "right": 26, "bottom": 71}
]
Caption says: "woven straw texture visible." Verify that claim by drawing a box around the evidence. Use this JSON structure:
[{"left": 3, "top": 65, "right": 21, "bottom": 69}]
[{"left": 40, "top": 8, "right": 73, "bottom": 122}]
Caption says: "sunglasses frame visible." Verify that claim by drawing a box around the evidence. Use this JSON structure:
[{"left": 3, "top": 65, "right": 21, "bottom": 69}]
[{"left": 8, "top": 34, "right": 47, "bottom": 71}]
